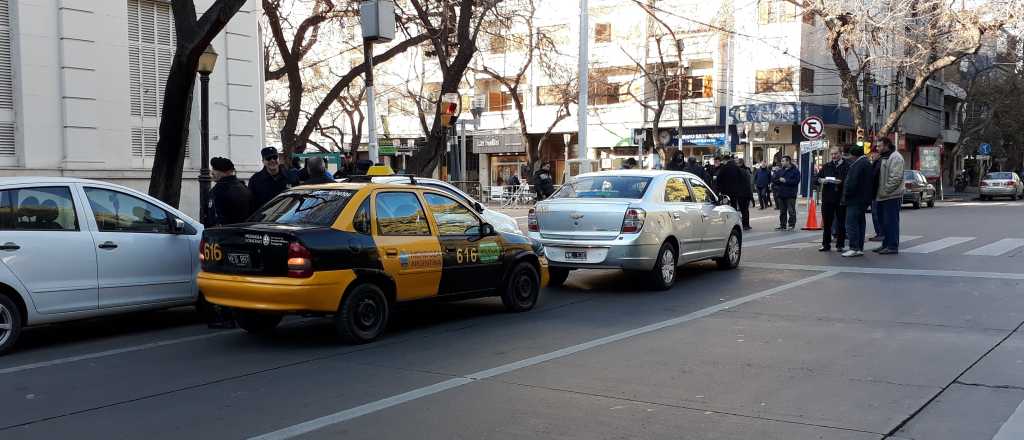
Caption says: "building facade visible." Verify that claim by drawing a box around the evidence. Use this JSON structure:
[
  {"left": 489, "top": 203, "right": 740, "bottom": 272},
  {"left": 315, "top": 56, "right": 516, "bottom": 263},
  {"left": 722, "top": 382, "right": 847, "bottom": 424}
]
[{"left": 0, "top": 0, "right": 265, "bottom": 218}]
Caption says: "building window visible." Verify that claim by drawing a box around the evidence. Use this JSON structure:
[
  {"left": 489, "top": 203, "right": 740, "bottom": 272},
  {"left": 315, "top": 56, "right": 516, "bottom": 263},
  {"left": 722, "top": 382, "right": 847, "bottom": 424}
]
[
  {"left": 594, "top": 23, "right": 612, "bottom": 43},
  {"left": 0, "top": 0, "right": 15, "bottom": 157},
  {"left": 489, "top": 35, "right": 506, "bottom": 53},
  {"left": 589, "top": 80, "right": 624, "bottom": 106},
  {"left": 758, "top": 0, "right": 797, "bottom": 25},
  {"left": 127, "top": 0, "right": 180, "bottom": 158},
  {"left": 926, "top": 85, "right": 942, "bottom": 107},
  {"left": 537, "top": 85, "right": 569, "bottom": 106},
  {"left": 800, "top": 67, "right": 814, "bottom": 93},
  {"left": 755, "top": 68, "right": 795, "bottom": 93},
  {"left": 666, "top": 76, "right": 713, "bottom": 100}
]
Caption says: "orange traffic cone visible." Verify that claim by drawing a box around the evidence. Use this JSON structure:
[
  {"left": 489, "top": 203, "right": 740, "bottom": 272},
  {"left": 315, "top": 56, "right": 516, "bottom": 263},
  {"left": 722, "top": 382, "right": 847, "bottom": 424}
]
[{"left": 802, "top": 197, "right": 822, "bottom": 230}]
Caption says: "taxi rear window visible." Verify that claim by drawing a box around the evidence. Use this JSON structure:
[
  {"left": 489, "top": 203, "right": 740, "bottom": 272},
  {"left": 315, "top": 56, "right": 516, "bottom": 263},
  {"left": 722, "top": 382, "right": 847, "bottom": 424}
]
[{"left": 249, "top": 189, "right": 354, "bottom": 226}]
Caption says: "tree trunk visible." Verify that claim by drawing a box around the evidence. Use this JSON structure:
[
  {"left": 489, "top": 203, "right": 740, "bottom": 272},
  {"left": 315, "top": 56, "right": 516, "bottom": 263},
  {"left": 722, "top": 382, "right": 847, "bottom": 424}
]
[
  {"left": 825, "top": 26, "right": 864, "bottom": 133},
  {"left": 148, "top": 56, "right": 197, "bottom": 207}
]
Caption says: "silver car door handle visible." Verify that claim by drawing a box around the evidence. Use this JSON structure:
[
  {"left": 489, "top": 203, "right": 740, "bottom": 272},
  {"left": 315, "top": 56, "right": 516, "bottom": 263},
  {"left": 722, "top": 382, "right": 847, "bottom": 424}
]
[
  {"left": 0, "top": 242, "right": 19, "bottom": 251},
  {"left": 672, "top": 212, "right": 681, "bottom": 219}
]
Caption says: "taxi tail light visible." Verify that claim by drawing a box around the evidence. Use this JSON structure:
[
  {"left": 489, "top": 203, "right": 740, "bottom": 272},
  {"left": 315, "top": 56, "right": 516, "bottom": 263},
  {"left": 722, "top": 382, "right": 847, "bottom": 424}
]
[
  {"left": 287, "top": 241, "right": 313, "bottom": 278},
  {"left": 528, "top": 208, "right": 539, "bottom": 232},
  {"left": 904, "top": 182, "right": 913, "bottom": 189},
  {"left": 198, "top": 238, "right": 207, "bottom": 263},
  {"left": 621, "top": 208, "right": 646, "bottom": 234},
  {"left": 981, "top": 181, "right": 989, "bottom": 187}
]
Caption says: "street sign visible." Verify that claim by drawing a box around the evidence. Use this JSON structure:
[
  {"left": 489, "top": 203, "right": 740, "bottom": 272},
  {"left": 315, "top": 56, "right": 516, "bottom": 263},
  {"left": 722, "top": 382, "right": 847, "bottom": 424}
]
[
  {"left": 800, "top": 116, "right": 825, "bottom": 140},
  {"left": 979, "top": 143, "right": 991, "bottom": 155},
  {"left": 379, "top": 139, "right": 396, "bottom": 155},
  {"left": 919, "top": 146, "right": 941, "bottom": 178},
  {"left": 799, "top": 139, "right": 828, "bottom": 154}
]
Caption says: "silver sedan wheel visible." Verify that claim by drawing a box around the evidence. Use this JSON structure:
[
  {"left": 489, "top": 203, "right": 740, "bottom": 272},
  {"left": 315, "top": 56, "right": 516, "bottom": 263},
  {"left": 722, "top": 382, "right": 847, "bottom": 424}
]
[
  {"left": 0, "top": 303, "right": 12, "bottom": 347},
  {"left": 727, "top": 234, "right": 741, "bottom": 266},
  {"left": 660, "top": 248, "right": 675, "bottom": 284}
]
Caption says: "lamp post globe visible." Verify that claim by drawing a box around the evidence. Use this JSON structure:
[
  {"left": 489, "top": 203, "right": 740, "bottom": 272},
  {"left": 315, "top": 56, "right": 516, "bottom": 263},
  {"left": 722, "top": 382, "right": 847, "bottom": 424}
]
[{"left": 197, "top": 45, "right": 218, "bottom": 226}]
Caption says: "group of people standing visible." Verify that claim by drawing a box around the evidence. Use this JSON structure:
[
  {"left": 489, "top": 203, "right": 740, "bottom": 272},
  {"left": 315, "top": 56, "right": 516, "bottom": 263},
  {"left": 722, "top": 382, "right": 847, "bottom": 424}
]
[
  {"left": 815, "top": 137, "right": 905, "bottom": 257},
  {"left": 207, "top": 147, "right": 365, "bottom": 228},
  {"left": 664, "top": 137, "right": 905, "bottom": 259}
]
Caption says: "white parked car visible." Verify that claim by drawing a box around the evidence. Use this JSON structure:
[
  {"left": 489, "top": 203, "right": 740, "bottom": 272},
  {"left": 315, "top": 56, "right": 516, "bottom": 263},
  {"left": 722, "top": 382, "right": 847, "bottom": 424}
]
[
  {"left": 345, "top": 176, "right": 522, "bottom": 235},
  {"left": 0, "top": 177, "right": 203, "bottom": 354}
]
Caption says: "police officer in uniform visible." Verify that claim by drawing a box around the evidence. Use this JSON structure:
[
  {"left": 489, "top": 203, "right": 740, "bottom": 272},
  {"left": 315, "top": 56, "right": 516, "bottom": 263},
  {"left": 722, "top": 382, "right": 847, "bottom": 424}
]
[
  {"left": 208, "top": 157, "right": 253, "bottom": 227},
  {"left": 248, "top": 147, "right": 293, "bottom": 214}
]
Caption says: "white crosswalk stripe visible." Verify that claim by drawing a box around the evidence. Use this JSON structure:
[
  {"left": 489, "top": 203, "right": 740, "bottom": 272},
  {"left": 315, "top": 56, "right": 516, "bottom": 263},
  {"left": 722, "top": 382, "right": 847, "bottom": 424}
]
[
  {"left": 758, "top": 233, "right": 1024, "bottom": 257},
  {"left": 964, "top": 239, "right": 1024, "bottom": 256},
  {"left": 896, "top": 237, "right": 976, "bottom": 254}
]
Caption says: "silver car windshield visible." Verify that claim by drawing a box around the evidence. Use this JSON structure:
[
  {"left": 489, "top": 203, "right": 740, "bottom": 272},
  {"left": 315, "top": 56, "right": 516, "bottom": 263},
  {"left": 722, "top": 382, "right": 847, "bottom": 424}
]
[{"left": 550, "top": 176, "right": 652, "bottom": 199}]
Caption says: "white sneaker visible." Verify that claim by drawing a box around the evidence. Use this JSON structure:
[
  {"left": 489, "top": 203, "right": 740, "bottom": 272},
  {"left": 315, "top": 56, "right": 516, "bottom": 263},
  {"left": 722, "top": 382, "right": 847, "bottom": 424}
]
[{"left": 841, "top": 250, "right": 861, "bottom": 257}]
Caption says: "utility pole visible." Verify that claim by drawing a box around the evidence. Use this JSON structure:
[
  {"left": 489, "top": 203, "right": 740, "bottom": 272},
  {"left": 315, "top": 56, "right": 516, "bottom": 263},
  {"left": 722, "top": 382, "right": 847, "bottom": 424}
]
[
  {"left": 360, "top": 0, "right": 395, "bottom": 165},
  {"left": 577, "top": 0, "right": 589, "bottom": 168}
]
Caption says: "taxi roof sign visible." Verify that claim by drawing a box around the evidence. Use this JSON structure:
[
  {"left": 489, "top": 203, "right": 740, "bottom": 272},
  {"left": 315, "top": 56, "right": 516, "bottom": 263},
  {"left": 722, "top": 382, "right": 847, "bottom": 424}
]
[{"left": 366, "top": 165, "right": 395, "bottom": 176}]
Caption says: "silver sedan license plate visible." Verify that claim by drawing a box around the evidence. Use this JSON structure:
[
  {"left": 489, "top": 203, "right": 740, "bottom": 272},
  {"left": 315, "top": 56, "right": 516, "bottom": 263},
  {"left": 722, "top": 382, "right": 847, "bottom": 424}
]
[{"left": 565, "top": 250, "right": 587, "bottom": 260}]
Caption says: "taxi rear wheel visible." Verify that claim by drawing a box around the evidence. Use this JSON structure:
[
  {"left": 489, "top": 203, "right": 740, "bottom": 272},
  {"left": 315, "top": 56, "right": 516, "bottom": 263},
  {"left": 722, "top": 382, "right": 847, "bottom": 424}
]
[
  {"left": 502, "top": 263, "right": 540, "bottom": 312},
  {"left": 336, "top": 283, "right": 390, "bottom": 344},
  {"left": 235, "top": 311, "right": 283, "bottom": 334}
]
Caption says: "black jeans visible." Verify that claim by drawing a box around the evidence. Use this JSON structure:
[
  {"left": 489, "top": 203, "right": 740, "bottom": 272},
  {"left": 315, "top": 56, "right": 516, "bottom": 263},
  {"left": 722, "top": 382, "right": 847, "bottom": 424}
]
[
  {"left": 757, "top": 187, "right": 770, "bottom": 209},
  {"left": 821, "top": 202, "right": 846, "bottom": 249},
  {"left": 778, "top": 197, "right": 797, "bottom": 228},
  {"left": 731, "top": 197, "right": 752, "bottom": 228}
]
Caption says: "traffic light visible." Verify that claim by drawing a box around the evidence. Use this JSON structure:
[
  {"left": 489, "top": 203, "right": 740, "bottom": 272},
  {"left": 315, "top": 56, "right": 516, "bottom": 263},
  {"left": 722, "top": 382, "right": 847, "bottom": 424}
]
[
  {"left": 856, "top": 128, "right": 865, "bottom": 142},
  {"left": 440, "top": 93, "right": 459, "bottom": 128}
]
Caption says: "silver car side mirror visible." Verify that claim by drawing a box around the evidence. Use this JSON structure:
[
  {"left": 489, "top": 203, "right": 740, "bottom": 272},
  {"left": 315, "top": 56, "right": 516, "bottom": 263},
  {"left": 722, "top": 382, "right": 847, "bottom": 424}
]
[{"left": 173, "top": 218, "right": 186, "bottom": 233}]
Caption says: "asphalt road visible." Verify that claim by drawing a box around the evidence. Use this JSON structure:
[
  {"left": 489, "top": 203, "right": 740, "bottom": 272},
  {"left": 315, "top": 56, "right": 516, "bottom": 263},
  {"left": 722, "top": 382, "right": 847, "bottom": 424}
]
[{"left": 2, "top": 198, "right": 1023, "bottom": 440}]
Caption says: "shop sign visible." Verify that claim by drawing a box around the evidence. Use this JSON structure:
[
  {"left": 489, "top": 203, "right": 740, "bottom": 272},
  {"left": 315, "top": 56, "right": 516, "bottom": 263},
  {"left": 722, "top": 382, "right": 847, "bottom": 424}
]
[
  {"left": 919, "top": 146, "right": 941, "bottom": 178},
  {"left": 473, "top": 130, "right": 524, "bottom": 154},
  {"left": 729, "top": 103, "right": 800, "bottom": 123}
]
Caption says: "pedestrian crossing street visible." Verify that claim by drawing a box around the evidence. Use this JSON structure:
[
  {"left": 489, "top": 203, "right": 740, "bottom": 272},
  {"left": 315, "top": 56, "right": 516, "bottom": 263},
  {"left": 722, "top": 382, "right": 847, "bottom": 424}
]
[{"left": 749, "top": 232, "right": 1024, "bottom": 257}]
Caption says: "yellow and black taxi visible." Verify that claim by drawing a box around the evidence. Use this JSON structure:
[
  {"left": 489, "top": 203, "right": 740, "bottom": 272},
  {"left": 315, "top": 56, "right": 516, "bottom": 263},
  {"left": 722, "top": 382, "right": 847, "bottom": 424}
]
[{"left": 197, "top": 170, "right": 549, "bottom": 343}]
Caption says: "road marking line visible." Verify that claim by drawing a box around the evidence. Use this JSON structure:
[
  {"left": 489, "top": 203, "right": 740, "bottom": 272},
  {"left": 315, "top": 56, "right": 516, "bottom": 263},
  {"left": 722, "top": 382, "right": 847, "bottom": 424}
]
[
  {"left": 773, "top": 242, "right": 818, "bottom": 249},
  {"left": 743, "top": 262, "right": 1024, "bottom": 280},
  {"left": 745, "top": 232, "right": 818, "bottom": 247},
  {"left": 248, "top": 271, "right": 840, "bottom": 440},
  {"left": 902, "top": 237, "right": 975, "bottom": 254},
  {"left": 965, "top": 239, "right": 1024, "bottom": 256},
  {"left": 993, "top": 398, "right": 1024, "bottom": 440},
  {"left": 0, "top": 330, "right": 241, "bottom": 375},
  {"left": 899, "top": 235, "right": 923, "bottom": 243}
]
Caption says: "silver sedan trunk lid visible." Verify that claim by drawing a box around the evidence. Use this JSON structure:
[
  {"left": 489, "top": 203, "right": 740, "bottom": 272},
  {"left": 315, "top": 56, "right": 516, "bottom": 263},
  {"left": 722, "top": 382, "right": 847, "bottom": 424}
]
[{"left": 535, "top": 199, "right": 631, "bottom": 240}]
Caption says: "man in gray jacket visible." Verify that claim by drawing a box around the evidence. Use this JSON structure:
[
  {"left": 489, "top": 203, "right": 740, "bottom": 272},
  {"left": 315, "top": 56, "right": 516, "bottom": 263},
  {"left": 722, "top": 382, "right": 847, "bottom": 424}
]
[{"left": 873, "top": 137, "right": 905, "bottom": 254}]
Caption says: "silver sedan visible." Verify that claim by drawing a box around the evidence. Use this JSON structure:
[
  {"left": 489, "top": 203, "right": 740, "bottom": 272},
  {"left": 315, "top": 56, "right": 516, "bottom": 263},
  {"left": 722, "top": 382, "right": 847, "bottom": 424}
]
[{"left": 527, "top": 170, "right": 743, "bottom": 290}]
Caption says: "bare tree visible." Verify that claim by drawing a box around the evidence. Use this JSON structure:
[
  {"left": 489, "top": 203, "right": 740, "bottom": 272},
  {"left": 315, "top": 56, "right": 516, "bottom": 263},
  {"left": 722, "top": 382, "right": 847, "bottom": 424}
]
[
  {"left": 148, "top": 0, "right": 248, "bottom": 207},
  {"left": 402, "top": 0, "right": 503, "bottom": 177},
  {"left": 796, "top": 0, "right": 1021, "bottom": 138},
  {"left": 472, "top": 0, "right": 572, "bottom": 175},
  {"left": 263, "top": 0, "right": 429, "bottom": 166}
]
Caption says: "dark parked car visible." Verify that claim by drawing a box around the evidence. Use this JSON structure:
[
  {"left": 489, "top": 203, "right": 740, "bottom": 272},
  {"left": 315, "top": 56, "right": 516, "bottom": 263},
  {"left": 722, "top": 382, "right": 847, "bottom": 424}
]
[{"left": 903, "top": 170, "right": 936, "bottom": 209}]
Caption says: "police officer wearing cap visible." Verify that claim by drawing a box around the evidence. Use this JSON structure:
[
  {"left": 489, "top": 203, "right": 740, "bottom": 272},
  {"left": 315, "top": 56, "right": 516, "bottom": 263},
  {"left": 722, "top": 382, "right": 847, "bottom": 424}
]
[
  {"left": 248, "top": 147, "right": 294, "bottom": 213},
  {"left": 208, "top": 157, "right": 253, "bottom": 227}
]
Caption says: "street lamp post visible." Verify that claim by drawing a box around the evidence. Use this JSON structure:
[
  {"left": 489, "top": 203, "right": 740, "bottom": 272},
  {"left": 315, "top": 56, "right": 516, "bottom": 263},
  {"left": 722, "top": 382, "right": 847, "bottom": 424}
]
[{"left": 197, "top": 45, "right": 218, "bottom": 226}]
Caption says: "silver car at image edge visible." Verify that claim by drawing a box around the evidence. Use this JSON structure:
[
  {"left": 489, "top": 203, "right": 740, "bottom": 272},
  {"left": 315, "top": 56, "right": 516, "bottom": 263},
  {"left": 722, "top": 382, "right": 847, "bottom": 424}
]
[
  {"left": 527, "top": 170, "right": 743, "bottom": 290},
  {"left": 0, "top": 177, "right": 204, "bottom": 354}
]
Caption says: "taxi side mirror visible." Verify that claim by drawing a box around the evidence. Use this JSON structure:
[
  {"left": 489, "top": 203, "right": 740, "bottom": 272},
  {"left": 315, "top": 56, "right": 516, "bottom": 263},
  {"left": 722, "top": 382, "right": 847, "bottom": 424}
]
[{"left": 479, "top": 223, "right": 496, "bottom": 236}]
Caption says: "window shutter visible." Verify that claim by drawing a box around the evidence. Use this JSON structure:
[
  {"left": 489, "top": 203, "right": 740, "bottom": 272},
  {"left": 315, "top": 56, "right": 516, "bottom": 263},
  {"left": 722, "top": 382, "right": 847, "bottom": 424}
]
[
  {"left": 702, "top": 75, "right": 713, "bottom": 98},
  {"left": 0, "top": 0, "right": 14, "bottom": 156},
  {"left": 128, "top": 0, "right": 181, "bottom": 157}
]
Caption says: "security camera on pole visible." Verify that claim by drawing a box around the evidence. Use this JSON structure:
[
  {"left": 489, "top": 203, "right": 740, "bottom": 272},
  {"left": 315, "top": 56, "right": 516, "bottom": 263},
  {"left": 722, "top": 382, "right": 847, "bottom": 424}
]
[{"left": 360, "top": 0, "right": 395, "bottom": 165}]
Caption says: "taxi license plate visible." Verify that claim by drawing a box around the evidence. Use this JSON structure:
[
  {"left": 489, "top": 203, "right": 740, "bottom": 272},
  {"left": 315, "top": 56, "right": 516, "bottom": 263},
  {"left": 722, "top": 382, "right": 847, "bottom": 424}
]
[
  {"left": 565, "top": 250, "right": 587, "bottom": 260},
  {"left": 227, "top": 253, "right": 251, "bottom": 267}
]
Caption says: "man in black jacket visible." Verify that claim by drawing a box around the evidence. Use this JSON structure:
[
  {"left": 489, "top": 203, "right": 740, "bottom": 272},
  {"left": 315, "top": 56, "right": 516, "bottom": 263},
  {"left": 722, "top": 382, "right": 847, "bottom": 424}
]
[
  {"left": 248, "top": 147, "right": 294, "bottom": 214},
  {"left": 533, "top": 162, "right": 555, "bottom": 200},
  {"left": 816, "top": 146, "right": 850, "bottom": 252},
  {"left": 684, "top": 157, "right": 709, "bottom": 183},
  {"left": 842, "top": 146, "right": 874, "bottom": 257},
  {"left": 208, "top": 157, "right": 253, "bottom": 227}
]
